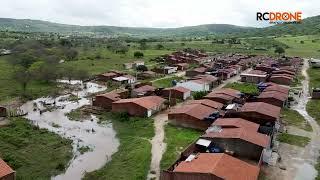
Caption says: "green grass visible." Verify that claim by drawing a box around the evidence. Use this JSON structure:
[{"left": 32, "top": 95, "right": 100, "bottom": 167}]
[
  {"left": 307, "top": 99, "right": 320, "bottom": 125},
  {"left": 152, "top": 76, "right": 184, "bottom": 88},
  {"left": 160, "top": 124, "right": 202, "bottom": 170},
  {"left": 65, "top": 108, "right": 90, "bottom": 121},
  {"left": 281, "top": 108, "right": 312, "bottom": 131},
  {"left": 308, "top": 68, "right": 320, "bottom": 89},
  {"left": 224, "top": 82, "right": 259, "bottom": 96},
  {"left": 84, "top": 113, "right": 154, "bottom": 180},
  {"left": 0, "top": 117, "right": 73, "bottom": 180},
  {"left": 277, "top": 133, "right": 310, "bottom": 147},
  {"left": 0, "top": 57, "right": 58, "bottom": 103},
  {"left": 276, "top": 35, "right": 320, "bottom": 58}
]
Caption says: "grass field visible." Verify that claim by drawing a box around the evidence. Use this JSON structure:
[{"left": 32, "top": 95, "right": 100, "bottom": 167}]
[
  {"left": 277, "top": 133, "right": 310, "bottom": 147},
  {"left": 84, "top": 113, "right": 154, "bottom": 180},
  {"left": 224, "top": 82, "right": 259, "bottom": 96},
  {"left": 152, "top": 76, "right": 184, "bottom": 88},
  {"left": 0, "top": 56, "right": 58, "bottom": 103},
  {"left": 0, "top": 117, "right": 73, "bottom": 180},
  {"left": 281, "top": 108, "right": 312, "bottom": 131},
  {"left": 276, "top": 35, "right": 320, "bottom": 58},
  {"left": 160, "top": 124, "right": 202, "bottom": 170}
]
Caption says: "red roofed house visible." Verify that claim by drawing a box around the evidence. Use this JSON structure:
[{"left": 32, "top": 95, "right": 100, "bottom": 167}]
[
  {"left": 202, "top": 118, "right": 270, "bottom": 162},
  {"left": 97, "top": 70, "right": 123, "bottom": 81},
  {"left": 168, "top": 103, "right": 220, "bottom": 130},
  {"left": 0, "top": 158, "right": 15, "bottom": 180},
  {"left": 161, "top": 153, "right": 259, "bottom": 180},
  {"left": 240, "top": 70, "right": 268, "bottom": 83},
  {"left": 188, "top": 99, "right": 224, "bottom": 110},
  {"left": 161, "top": 86, "right": 191, "bottom": 100},
  {"left": 227, "top": 102, "right": 281, "bottom": 125},
  {"left": 257, "top": 91, "right": 288, "bottom": 107},
  {"left": 93, "top": 92, "right": 122, "bottom": 110},
  {"left": 263, "top": 83, "right": 290, "bottom": 95},
  {"left": 204, "top": 88, "right": 242, "bottom": 104},
  {"left": 176, "top": 63, "right": 189, "bottom": 71},
  {"left": 132, "top": 85, "right": 157, "bottom": 97},
  {"left": 112, "top": 96, "right": 166, "bottom": 117},
  {"left": 186, "top": 67, "right": 207, "bottom": 77},
  {"left": 269, "top": 74, "right": 293, "bottom": 85}
]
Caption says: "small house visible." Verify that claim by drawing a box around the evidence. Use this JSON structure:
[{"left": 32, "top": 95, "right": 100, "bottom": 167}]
[
  {"left": 161, "top": 86, "right": 191, "bottom": 100},
  {"left": 257, "top": 91, "right": 288, "bottom": 107},
  {"left": 176, "top": 63, "right": 189, "bottom": 71},
  {"left": 240, "top": 70, "right": 268, "bottom": 83},
  {"left": 93, "top": 92, "right": 122, "bottom": 110},
  {"left": 168, "top": 103, "right": 220, "bottom": 130},
  {"left": 161, "top": 153, "right": 259, "bottom": 180},
  {"left": 186, "top": 67, "right": 207, "bottom": 77},
  {"left": 132, "top": 85, "right": 157, "bottom": 97},
  {"left": 112, "top": 96, "right": 166, "bottom": 117},
  {"left": 0, "top": 158, "right": 15, "bottom": 180},
  {"left": 176, "top": 80, "right": 210, "bottom": 92}
]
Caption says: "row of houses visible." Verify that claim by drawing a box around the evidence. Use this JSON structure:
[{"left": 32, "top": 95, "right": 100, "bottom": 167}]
[
  {"left": 93, "top": 84, "right": 192, "bottom": 117},
  {"left": 161, "top": 78, "right": 293, "bottom": 179},
  {"left": 240, "top": 57, "right": 302, "bottom": 85},
  {"left": 165, "top": 49, "right": 209, "bottom": 65}
]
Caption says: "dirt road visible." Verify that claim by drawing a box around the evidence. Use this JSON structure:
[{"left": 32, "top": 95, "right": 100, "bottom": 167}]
[
  {"left": 266, "top": 59, "right": 320, "bottom": 180},
  {"left": 147, "top": 68, "right": 251, "bottom": 180}
]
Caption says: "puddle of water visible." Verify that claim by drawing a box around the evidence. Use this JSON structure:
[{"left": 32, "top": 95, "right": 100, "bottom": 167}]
[
  {"left": 294, "top": 163, "right": 317, "bottom": 180},
  {"left": 20, "top": 80, "right": 119, "bottom": 180}
]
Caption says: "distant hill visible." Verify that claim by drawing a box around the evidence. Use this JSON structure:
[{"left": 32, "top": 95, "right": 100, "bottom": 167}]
[
  {"left": 0, "top": 15, "right": 319, "bottom": 37},
  {"left": 0, "top": 18, "right": 252, "bottom": 37},
  {"left": 242, "top": 15, "right": 320, "bottom": 37}
]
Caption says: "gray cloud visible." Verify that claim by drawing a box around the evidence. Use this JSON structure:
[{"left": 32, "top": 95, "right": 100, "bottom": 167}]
[{"left": 0, "top": 0, "right": 319, "bottom": 27}]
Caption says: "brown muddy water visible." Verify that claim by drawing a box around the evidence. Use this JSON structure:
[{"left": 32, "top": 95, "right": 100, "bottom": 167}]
[{"left": 20, "top": 80, "right": 119, "bottom": 180}]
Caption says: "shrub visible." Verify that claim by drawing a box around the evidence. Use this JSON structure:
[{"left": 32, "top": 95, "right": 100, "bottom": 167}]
[{"left": 192, "top": 91, "right": 208, "bottom": 100}]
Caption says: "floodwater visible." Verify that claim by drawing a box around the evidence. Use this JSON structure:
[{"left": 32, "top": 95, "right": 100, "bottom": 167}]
[
  {"left": 20, "top": 80, "right": 120, "bottom": 180},
  {"left": 291, "top": 59, "right": 320, "bottom": 180}
]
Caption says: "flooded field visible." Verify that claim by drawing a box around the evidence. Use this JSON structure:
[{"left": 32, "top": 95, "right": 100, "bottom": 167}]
[{"left": 20, "top": 80, "right": 120, "bottom": 180}]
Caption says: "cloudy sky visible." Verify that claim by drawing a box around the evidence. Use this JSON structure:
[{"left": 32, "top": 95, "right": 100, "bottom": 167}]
[{"left": 1, "top": 0, "right": 319, "bottom": 28}]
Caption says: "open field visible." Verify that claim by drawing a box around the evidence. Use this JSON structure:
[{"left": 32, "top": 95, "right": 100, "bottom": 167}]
[
  {"left": 152, "top": 76, "right": 184, "bottom": 88},
  {"left": 0, "top": 56, "right": 57, "bottom": 103},
  {"left": 224, "top": 82, "right": 259, "bottom": 95},
  {"left": 0, "top": 117, "right": 73, "bottom": 180},
  {"left": 276, "top": 35, "right": 320, "bottom": 58},
  {"left": 277, "top": 133, "right": 310, "bottom": 147},
  {"left": 281, "top": 108, "right": 312, "bottom": 131},
  {"left": 84, "top": 113, "right": 154, "bottom": 180},
  {"left": 160, "top": 124, "right": 202, "bottom": 170}
]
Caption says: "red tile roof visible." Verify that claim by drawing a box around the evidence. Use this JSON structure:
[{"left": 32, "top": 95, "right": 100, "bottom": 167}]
[
  {"left": 189, "top": 99, "right": 224, "bottom": 109},
  {"left": 165, "top": 86, "right": 191, "bottom": 93},
  {"left": 113, "top": 96, "right": 165, "bottom": 109},
  {"left": 247, "top": 70, "right": 268, "bottom": 75},
  {"left": 264, "top": 83, "right": 289, "bottom": 94},
  {"left": 240, "top": 102, "right": 281, "bottom": 120},
  {"left": 133, "top": 85, "right": 156, "bottom": 93},
  {"left": 211, "top": 118, "right": 259, "bottom": 132},
  {"left": 203, "top": 127, "right": 270, "bottom": 147},
  {"left": 174, "top": 153, "right": 260, "bottom": 180},
  {"left": 205, "top": 93, "right": 235, "bottom": 102},
  {"left": 212, "top": 88, "right": 241, "bottom": 98},
  {"left": 97, "top": 92, "right": 121, "bottom": 101},
  {"left": 258, "top": 91, "right": 288, "bottom": 102},
  {"left": 171, "top": 104, "right": 217, "bottom": 120},
  {"left": 0, "top": 158, "right": 14, "bottom": 178}
]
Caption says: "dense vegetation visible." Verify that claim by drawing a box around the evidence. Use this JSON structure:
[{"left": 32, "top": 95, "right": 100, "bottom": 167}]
[
  {"left": 224, "top": 82, "right": 260, "bottom": 96},
  {"left": 0, "top": 118, "right": 73, "bottom": 179}
]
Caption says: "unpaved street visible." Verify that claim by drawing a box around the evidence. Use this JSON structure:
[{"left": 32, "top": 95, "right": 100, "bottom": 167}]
[
  {"left": 266, "top": 59, "right": 320, "bottom": 180},
  {"left": 147, "top": 68, "right": 252, "bottom": 180}
]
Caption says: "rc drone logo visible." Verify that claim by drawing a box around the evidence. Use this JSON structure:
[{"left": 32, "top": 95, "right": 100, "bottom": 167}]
[{"left": 257, "top": 12, "right": 302, "bottom": 24}]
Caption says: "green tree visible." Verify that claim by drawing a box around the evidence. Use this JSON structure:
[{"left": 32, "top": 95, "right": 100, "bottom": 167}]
[
  {"left": 274, "top": 46, "right": 285, "bottom": 55},
  {"left": 156, "top": 44, "right": 164, "bottom": 50},
  {"left": 13, "top": 66, "right": 31, "bottom": 94},
  {"left": 134, "top": 51, "right": 144, "bottom": 58}
]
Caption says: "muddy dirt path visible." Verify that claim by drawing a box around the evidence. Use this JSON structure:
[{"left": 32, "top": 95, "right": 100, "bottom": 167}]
[
  {"left": 147, "top": 68, "right": 251, "bottom": 180},
  {"left": 291, "top": 59, "right": 320, "bottom": 180},
  {"left": 20, "top": 81, "right": 120, "bottom": 180}
]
